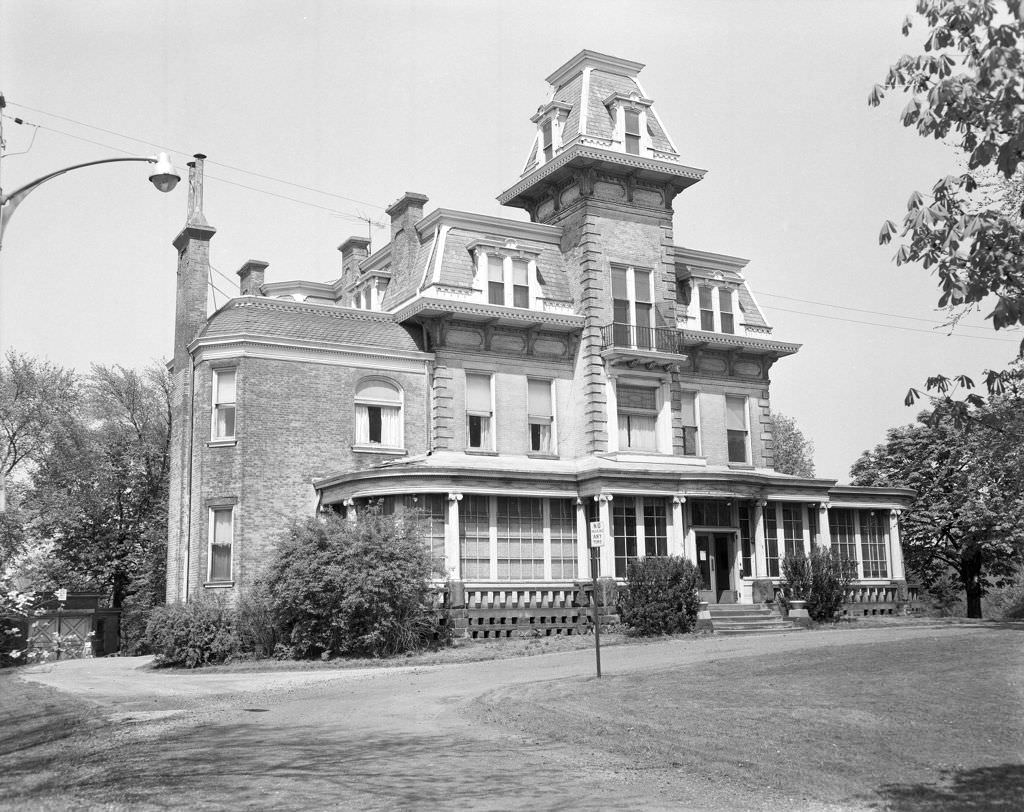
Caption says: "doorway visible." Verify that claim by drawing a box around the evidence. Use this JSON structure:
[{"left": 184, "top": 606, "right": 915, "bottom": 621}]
[{"left": 696, "top": 533, "right": 735, "bottom": 603}]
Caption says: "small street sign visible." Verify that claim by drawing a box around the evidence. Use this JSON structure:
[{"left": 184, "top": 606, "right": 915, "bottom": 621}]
[
  {"left": 55, "top": 588, "right": 68, "bottom": 602},
  {"left": 589, "top": 520, "right": 605, "bottom": 548}
]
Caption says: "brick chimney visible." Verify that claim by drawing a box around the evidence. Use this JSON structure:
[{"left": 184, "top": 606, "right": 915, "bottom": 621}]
[
  {"left": 237, "top": 259, "right": 268, "bottom": 296},
  {"left": 338, "top": 236, "right": 371, "bottom": 291},
  {"left": 385, "top": 192, "right": 428, "bottom": 280}
]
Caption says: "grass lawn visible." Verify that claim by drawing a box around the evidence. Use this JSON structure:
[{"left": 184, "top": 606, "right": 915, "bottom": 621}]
[{"left": 470, "top": 628, "right": 1024, "bottom": 809}]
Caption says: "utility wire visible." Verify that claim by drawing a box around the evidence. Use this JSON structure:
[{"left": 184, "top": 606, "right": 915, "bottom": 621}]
[
  {"left": 5, "top": 102, "right": 387, "bottom": 210},
  {"left": 759, "top": 291, "right": 1012, "bottom": 334}
]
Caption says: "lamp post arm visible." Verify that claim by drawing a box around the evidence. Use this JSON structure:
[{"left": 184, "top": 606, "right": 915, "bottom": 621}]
[{"left": 0, "top": 157, "right": 157, "bottom": 249}]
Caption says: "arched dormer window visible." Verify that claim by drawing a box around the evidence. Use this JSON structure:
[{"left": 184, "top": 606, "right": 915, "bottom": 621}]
[{"left": 354, "top": 378, "right": 404, "bottom": 450}]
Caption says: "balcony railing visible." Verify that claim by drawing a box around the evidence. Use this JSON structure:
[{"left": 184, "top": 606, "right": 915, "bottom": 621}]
[{"left": 601, "top": 322, "right": 687, "bottom": 355}]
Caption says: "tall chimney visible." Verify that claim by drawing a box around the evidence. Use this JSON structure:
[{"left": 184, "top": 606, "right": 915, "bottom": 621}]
[
  {"left": 237, "top": 259, "right": 268, "bottom": 296},
  {"left": 385, "top": 192, "right": 428, "bottom": 281},
  {"left": 338, "top": 236, "right": 371, "bottom": 292}
]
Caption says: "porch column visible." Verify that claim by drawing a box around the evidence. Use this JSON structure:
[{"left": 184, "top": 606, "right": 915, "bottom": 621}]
[
  {"left": 595, "top": 494, "right": 614, "bottom": 577},
  {"left": 817, "top": 502, "right": 831, "bottom": 549},
  {"left": 753, "top": 499, "right": 767, "bottom": 577},
  {"left": 575, "top": 498, "right": 590, "bottom": 578},
  {"left": 671, "top": 495, "right": 687, "bottom": 558},
  {"left": 446, "top": 492, "right": 462, "bottom": 580},
  {"left": 889, "top": 509, "right": 906, "bottom": 580},
  {"left": 803, "top": 503, "right": 813, "bottom": 556}
]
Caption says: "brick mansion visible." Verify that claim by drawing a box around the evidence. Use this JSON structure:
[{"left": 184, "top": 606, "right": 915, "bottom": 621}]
[{"left": 166, "top": 50, "right": 914, "bottom": 613}]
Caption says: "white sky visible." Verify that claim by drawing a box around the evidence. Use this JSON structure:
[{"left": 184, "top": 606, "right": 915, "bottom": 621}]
[{"left": 1, "top": 0, "right": 1018, "bottom": 482}]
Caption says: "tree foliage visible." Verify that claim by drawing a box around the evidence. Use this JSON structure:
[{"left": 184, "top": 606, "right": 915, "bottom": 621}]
[
  {"left": 850, "top": 395, "right": 1024, "bottom": 618},
  {"left": 770, "top": 412, "right": 816, "bottom": 477},
  {"left": 619, "top": 556, "right": 702, "bottom": 636},
  {"left": 871, "top": 0, "right": 1024, "bottom": 408},
  {"left": 266, "top": 511, "right": 445, "bottom": 659}
]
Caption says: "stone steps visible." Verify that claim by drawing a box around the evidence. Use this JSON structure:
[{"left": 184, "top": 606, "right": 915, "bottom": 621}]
[{"left": 708, "top": 603, "right": 801, "bottom": 636}]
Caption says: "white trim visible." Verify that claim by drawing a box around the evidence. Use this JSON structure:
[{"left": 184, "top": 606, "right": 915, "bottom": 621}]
[
  {"left": 210, "top": 367, "right": 237, "bottom": 442},
  {"left": 207, "top": 506, "right": 234, "bottom": 583},
  {"left": 192, "top": 336, "right": 431, "bottom": 374},
  {"left": 430, "top": 224, "right": 450, "bottom": 284}
]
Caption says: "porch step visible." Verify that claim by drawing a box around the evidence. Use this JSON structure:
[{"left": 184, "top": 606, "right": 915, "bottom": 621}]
[{"left": 708, "top": 603, "right": 801, "bottom": 636}]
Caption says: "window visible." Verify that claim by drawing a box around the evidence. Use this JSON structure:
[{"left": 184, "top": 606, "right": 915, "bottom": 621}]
[
  {"left": 643, "top": 498, "right": 668, "bottom": 557},
  {"left": 209, "top": 507, "right": 233, "bottom": 582},
  {"left": 690, "top": 499, "right": 733, "bottom": 528},
  {"left": 550, "top": 499, "right": 578, "bottom": 579},
  {"left": 612, "top": 265, "right": 653, "bottom": 349},
  {"left": 764, "top": 502, "right": 780, "bottom": 577},
  {"left": 781, "top": 503, "right": 805, "bottom": 558},
  {"left": 528, "top": 378, "right": 554, "bottom": 454},
  {"left": 860, "top": 511, "right": 889, "bottom": 578},
  {"left": 676, "top": 278, "right": 692, "bottom": 306},
  {"left": 679, "top": 390, "right": 699, "bottom": 456},
  {"left": 459, "top": 495, "right": 491, "bottom": 580},
  {"left": 355, "top": 379, "right": 403, "bottom": 448},
  {"left": 617, "top": 384, "right": 658, "bottom": 451},
  {"left": 212, "top": 369, "right": 236, "bottom": 440},
  {"left": 829, "top": 508, "right": 858, "bottom": 566},
  {"left": 542, "top": 119, "right": 554, "bottom": 162},
  {"left": 486, "top": 255, "right": 531, "bottom": 308},
  {"left": 487, "top": 255, "right": 504, "bottom": 305},
  {"left": 612, "top": 500, "right": 638, "bottom": 578},
  {"left": 624, "top": 108, "right": 641, "bottom": 155},
  {"left": 466, "top": 373, "right": 493, "bottom": 450},
  {"left": 719, "top": 287, "right": 735, "bottom": 334},
  {"left": 726, "top": 396, "right": 749, "bottom": 464},
  {"left": 496, "top": 497, "right": 544, "bottom": 580},
  {"left": 738, "top": 503, "right": 753, "bottom": 577},
  {"left": 699, "top": 286, "right": 715, "bottom": 331},
  {"left": 380, "top": 494, "right": 446, "bottom": 568}
]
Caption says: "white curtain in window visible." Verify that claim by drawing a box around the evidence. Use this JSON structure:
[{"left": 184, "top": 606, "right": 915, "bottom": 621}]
[
  {"left": 355, "top": 404, "right": 370, "bottom": 444},
  {"left": 380, "top": 405, "right": 401, "bottom": 446},
  {"left": 619, "top": 413, "right": 657, "bottom": 450}
]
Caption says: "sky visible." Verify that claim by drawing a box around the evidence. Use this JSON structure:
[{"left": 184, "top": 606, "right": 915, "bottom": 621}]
[{"left": 1, "top": 0, "right": 1018, "bottom": 482}]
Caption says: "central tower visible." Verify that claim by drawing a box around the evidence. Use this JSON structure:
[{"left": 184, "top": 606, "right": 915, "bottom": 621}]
[{"left": 498, "top": 50, "right": 706, "bottom": 454}]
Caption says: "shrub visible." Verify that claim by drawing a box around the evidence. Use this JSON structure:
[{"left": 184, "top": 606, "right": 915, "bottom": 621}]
[
  {"left": 619, "top": 556, "right": 702, "bottom": 636},
  {"left": 266, "top": 511, "right": 445, "bottom": 659},
  {"left": 235, "top": 578, "right": 280, "bottom": 658},
  {"left": 780, "top": 548, "right": 856, "bottom": 622},
  {"left": 144, "top": 593, "right": 238, "bottom": 668}
]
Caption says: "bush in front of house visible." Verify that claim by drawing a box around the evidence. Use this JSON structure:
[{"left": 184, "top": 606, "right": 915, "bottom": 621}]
[
  {"left": 235, "top": 578, "right": 281, "bottom": 658},
  {"left": 144, "top": 592, "right": 238, "bottom": 668},
  {"left": 780, "top": 548, "right": 856, "bottom": 622},
  {"left": 265, "top": 511, "right": 446, "bottom": 659},
  {"left": 619, "top": 556, "right": 702, "bottom": 636}
]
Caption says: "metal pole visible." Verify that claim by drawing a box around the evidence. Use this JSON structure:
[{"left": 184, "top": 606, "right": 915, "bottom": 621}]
[{"left": 590, "top": 545, "right": 602, "bottom": 678}]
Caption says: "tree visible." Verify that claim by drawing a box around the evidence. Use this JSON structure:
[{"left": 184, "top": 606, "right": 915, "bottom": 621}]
[
  {"left": 770, "top": 413, "right": 816, "bottom": 477},
  {"left": 850, "top": 397, "right": 1024, "bottom": 618},
  {"left": 871, "top": 1, "right": 1024, "bottom": 409}
]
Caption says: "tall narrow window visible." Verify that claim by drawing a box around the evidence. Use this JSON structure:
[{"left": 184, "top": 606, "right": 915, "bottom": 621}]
[
  {"left": 527, "top": 378, "right": 554, "bottom": 454},
  {"left": 699, "top": 286, "right": 715, "bottom": 331},
  {"left": 613, "top": 500, "right": 639, "bottom": 577},
  {"left": 212, "top": 369, "right": 236, "bottom": 440},
  {"left": 542, "top": 119, "right": 553, "bottom": 162},
  {"left": 624, "top": 108, "right": 641, "bottom": 155},
  {"left": 459, "top": 495, "right": 491, "bottom": 580},
  {"left": 550, "top": 499, "right": 578, "bottom": 579},
  {"left": 355, "top": 379, "right": 403, "bottom": 448},
  {"left": 633, "top": 268, "right": 652, "bottom": 348},
  {"left": 466, "top": 373, "right": 493, "bottom": 450},
  {"left": 209, "top": 507, "right": 233, "bottom": 582},
  {"left": 643, "top": 498, "right": 668, "bottom": 557},
  {"left": 764, "top": 501, "right": 780, "bottom": 577},
  {"left": 612, "top": 266, "right": 631, "bottom": 345},
  {"left": 719, "top": 287, "right": 735, "bottom": 334},
  {"left": 781, "top": 504, "right": 804, "bottom": 559},
  {"left": 738, "top": 503, "right": 753, "bottom": 577},
  {"left": 496, "top": 497, "right": 544, "bottom": 580},
  {"left": 679, "top": 391, "right": 699, "bottom": 456},
  {"left": 617, "top": 384, "right": 658, "bottom": 451},
  {"left": 829, "top": 508, "right": 858, "bottom": 567},
  {"left": 726, "top": 396, "right": 749, "bottom": 464},
  {"left": 860, "top": 511, "right": 889, "bottom": 578},
  {"left": 487, "top": 256, "right": 505, "bottom": 305},
  {"left": 612, "top": 266, "right": 653, "bottom": 348},
  {"left": 676, "top": 278, "right": 692, "bottom": 307},
  {"left": 511, "top": 259, "right": 529, "bottom": 308}
]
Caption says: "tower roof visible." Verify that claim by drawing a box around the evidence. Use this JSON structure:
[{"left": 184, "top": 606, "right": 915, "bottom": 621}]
[{"left": 499, "top": 50, "right": 705, "bottom": 213}]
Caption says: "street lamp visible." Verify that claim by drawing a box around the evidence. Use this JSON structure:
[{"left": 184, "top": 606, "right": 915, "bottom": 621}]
[{"left": 0, "top": 98, "right": 183, "bottom": 510}]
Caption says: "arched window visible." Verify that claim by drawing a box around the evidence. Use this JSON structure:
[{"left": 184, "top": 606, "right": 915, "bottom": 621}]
[{"left": 355, "top": 379, "right": 403, "bottom": 448}]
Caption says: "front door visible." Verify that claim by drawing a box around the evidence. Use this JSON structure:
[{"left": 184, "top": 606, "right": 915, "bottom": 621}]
[{"left": 696, "top": 533, "right": 735, "bottom": 603}]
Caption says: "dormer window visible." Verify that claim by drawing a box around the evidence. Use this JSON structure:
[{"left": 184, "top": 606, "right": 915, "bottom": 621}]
[
  {"left": 471, "top": 242, "right": 541, "bottom": 310},
  {"left": 624, "top": 108, "right": 641, "bottom": 155},
  {"left": 542, "top": 119, "right": 554, "bottom": 162},
  {"left": 530, "top": 101, "right": 571, "bottom": 167},
  {"left": 695, "top": 283, "right": 738, "bottom": 335}
]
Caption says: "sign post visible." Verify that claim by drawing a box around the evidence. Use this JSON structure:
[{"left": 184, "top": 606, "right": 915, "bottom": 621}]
[
  {"left": 588, "top": 520, "right": 604, "bottom": 678},
  {"left": 55, "top": 588, "right": 67, "bottom": 661}
]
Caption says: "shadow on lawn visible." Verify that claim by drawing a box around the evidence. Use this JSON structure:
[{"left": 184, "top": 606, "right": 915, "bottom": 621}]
[{"left": 868, "top": 763, "right": 1024, "bottom": 810}]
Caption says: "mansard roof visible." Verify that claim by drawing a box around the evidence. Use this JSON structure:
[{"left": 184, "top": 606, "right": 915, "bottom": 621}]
[{"left": 199, "top": 297, "right": 421, "bottom": 351}]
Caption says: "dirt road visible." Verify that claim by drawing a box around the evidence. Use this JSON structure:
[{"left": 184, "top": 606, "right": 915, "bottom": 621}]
[{"left": 8, "top": 622, "right": 1004, "bottom": 810}]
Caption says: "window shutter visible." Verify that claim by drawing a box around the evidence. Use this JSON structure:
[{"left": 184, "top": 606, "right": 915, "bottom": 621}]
[
  {"left": 726, "top": 396, "right": 747, "bottom": 430},
  {"left": 215, "top": 370, "right": 236, "bottom": 403},
  {"left": 466, "top": 374, "right": 492, "bottom": 413}
]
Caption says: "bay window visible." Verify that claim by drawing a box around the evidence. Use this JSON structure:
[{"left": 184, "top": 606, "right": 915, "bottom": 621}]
[{"left": 828, "top": 507, "right": 891, "bottom": 579}]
